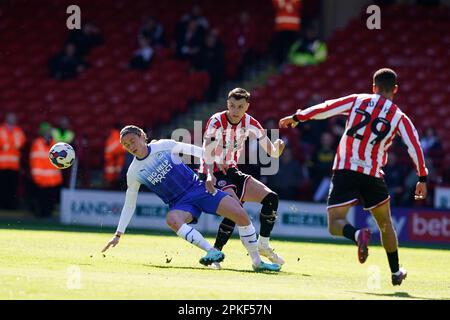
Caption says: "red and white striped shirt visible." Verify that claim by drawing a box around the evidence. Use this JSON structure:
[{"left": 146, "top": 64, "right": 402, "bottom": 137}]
[
  {"left": 200, "top": 111, "right": 266, "bottom": 173},
  {"left": 295, "top": 94, "right": 428, "bottom": 178}
]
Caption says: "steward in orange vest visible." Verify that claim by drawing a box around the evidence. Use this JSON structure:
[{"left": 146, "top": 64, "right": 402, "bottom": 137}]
[
  {"left": 29, "top": 122, "right": 62, "bottom": 217},
  {"left": 0, "top": 113, "right": 26, "bottom": 210},
  {"left": 104, "top": 126, "right": 125, "bottom": 188},
  {"left": 271, "top": 0, "right": 302, "bottom": 66},
  {"left": 273, "top": 0, "right": 302, "bottom": 32}
]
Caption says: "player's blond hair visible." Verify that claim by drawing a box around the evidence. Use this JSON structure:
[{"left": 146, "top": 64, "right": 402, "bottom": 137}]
[{"left": 120, "top": 125, "right": 148, "bottom": 141}]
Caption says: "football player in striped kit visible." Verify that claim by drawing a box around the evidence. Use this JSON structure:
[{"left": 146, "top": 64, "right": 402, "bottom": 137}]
[
  {"left": 280, "top": 68, "right": 428, "bottom": 285},
  {"left": 101, "top": 125, "right": 281, "bottom": 272},
  {"left": 199, "top": 88, "right": 286, "bottom": 269}
]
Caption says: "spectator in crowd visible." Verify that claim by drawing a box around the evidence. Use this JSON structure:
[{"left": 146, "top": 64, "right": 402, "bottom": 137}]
[
  {"left": 400, "top": 158, "right": 434, "bottom": 207},
  {"left": 104, "top": 124, "right": 126, "bottom": 189},
  {"left": 384, "top": 153, "right": 408, "bottom": 206},
  {"left": 48, "top": 43, "right": 88, "bottom": 80},
  {"left": 258, "top": 118, "right": 290, "bottom": 184},
  {"left": 417, "top": 0, "right": 440, "bottom": 5},
  {"left": 329, "top": 117, "right": 346, "bottom": 138},
  {"left": 51, "top": 116, "right": 76, "bottom": 188},
  {"left": 310, "top": 131, "right": 335, "bottom": 202},
  {"left": 29, "top": 122, "right": 62, "bottom": 218},
  {"left": 176, "top": 4, "right": 209, "bottom": 41},
  {"left": 235, "top": 11, "right": 259, "bottom": 80},
  {"left": 420, "top": 127, "right": 442, "bottom": 156},
  {"left": 52, "top": 116, "right": 75, "bottom": 144},
  {"left": 139, "top": 16, "right": 165, "bottom": 48},
  {"left": 66, "top": 22, "right": 103, "bottom": 58},
  {"left": 129, "top": 37, "right": 154, "bottom": 70},
  {"left": 194, "top": 30, "right": 225, "bottom": 102},
  {"left": 0, "top": 113, "right": 26, "bottom": 210},
  {"left": 287, "top": 23, "right": 327, "bottom": 67},
  {"left": 266, "top": 146, "right": 308, "bottom": 200},
  {"left": 271, "top": 0, "right": 302, "bottom": 66},
  {"left": 175, "top": 19, "right": 205, "bottom": 64},
  {"left": 297, "top": 94, "right": 328, "bottom": 147}
]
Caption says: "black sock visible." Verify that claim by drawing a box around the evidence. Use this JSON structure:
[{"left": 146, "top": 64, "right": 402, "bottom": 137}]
[
  {"left": 343, "top": 224, "right": 358, "bottom": 244},
  {"left": 259, "top": 212, "right": 276, "bottom": 237},
  {"left": 213, "top": 218, "right": 236, "bottom": 251},
  {"left": 259, "top": 193, "right": 279, "bottom": 237},
  {"left": 387, "top": 250, "right": 399, "bottom": 273}
]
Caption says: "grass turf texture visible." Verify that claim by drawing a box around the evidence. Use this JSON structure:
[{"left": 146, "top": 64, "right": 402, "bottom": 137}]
[{"left": 0, "top": 224, "right": 449, "bottom": 300}]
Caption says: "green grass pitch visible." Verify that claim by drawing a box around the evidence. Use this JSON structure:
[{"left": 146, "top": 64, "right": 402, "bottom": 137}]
[{"left": 0, "top": 224, "right": 449, "bottom": 300}]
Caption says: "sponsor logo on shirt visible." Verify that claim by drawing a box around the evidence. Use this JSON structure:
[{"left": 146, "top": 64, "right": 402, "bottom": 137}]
[{"left": 147, "top": 159, "right": 173, "bottom": 185}]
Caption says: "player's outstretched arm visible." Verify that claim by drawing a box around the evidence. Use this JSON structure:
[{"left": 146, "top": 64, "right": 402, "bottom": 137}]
[
  {"left": 279, "top": 112, "right": 300, "bottom": 128},
  {"left": 397, "top": 114, "right": 429, "bottom": 186},
  {"left": 102, "top": 232, "right": 122, "bottom": 253},
  {"left": 170, "top": 140, "right": 204, "bottom": 159},
  {"left": 102, "top": 178, "right": 140, "bottom": 252},
  {"left": 280, "top": 94, "right": 358, "bottom": 128},
  {"left": 202, "top": 137, "right": 221, "bottom": 194},
  {"left": 259, "top": 136, "right": 285, "bottom": 158}
]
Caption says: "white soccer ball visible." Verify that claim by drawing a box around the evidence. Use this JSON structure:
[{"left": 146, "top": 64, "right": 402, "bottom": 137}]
[{"left": 48, "top": 142, "right": 76, "bottom": 169}]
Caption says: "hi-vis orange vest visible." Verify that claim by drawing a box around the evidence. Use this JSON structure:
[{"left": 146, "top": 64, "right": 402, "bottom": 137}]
[
  {"left": 0, "top": 124, "right": 26, "bottom": 170},
  {"left": 104, "top": 129, "right": 125, "bottom": 183},
  {"left": 272, "top": 0, "right": 302, "bottom": 32},
  {"left": 30, "top": 137, "right": 62, "bottom": 187}
]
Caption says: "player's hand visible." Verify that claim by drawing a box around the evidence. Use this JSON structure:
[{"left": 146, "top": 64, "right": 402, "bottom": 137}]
[
  {"left": 102, "top": 234, "right": 121, "bottom": 253},
  {"left": 205, "top": 172, "right": 217, "bottom": 195},
  {"left": 273, "top": 139, "right": 285, "bottom": 157},
  {"left": 414, "top": 182, "right": 427, "bottom": 201},
  {"left": 279, "top": 115, "right": 299, "bottom": 129},
  {"left": 217, "top": 163, "right": 228, "bottom": 175}
]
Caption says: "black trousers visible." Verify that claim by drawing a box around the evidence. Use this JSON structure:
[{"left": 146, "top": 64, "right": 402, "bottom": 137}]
[
  {"left": 271, "top": 30, "right": 299, "bottom": 66},
  {"left": 34, "top": 186, "right": 60, "bottom": 218},
  {"left": 0, "top": 170, "right": 19, "bottom": 210}
]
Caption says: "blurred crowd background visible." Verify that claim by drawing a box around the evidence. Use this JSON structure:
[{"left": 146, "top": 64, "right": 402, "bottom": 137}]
[{"left": 1, "top": 0, "right": 449, "bottom": 217}]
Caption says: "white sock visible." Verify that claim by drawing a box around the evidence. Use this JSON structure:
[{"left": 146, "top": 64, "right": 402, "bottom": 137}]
[
  {"left": 237, "top": 223, "right": 262, "bottom": 266},
  {"left": 176, "top": 224, "right": 213, "bottom": 252},
  {"left": 354, "top": 230, "right": 360, "bottom": 242},
  {"left": 258, "top": 235, "right": 270, "bottom": 248}
]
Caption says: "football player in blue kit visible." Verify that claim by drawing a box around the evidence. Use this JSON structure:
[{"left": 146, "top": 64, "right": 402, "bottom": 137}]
[{"left": 101, "top": 125, "right": 281, "bottom": 272}]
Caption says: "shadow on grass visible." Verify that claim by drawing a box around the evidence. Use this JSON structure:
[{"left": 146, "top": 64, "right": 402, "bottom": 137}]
[
  {"left": 1, "top": 219, "right": 449, "bottom": 251},
  {"left": 346, "top": 290, "right": 439, "bottom": 300},
  {"left": 143, "top": 263, "right": 299, "bottom": 276}
]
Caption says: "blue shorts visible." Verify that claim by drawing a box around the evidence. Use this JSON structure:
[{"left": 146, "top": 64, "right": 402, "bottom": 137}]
[{"left": 169, "top": 181, "right": 228, "bottom": 224}]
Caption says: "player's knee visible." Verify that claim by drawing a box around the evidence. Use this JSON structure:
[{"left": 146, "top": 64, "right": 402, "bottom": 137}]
[
  {"left": 233, "top": 205, "right": 251, "bottom": 226},
  {"left": 261, "top": 192, "right": 279, "bottom": 214},
  {"left": 166, "top": 213, "right": 182, "bottom": 231},
  {"left": 326, "top": 209, "right": 339, "bottom": 235},
  {"left": 376, "top": 218, "right": 394, "bottom": 234}
]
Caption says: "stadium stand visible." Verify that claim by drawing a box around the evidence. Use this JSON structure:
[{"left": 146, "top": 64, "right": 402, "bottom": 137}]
[
  {"left": 0, "top": 0, "right": 274, "bottom": 169},
  {"left": 250, "top": 4, "right": 450, "bottom": 192}
]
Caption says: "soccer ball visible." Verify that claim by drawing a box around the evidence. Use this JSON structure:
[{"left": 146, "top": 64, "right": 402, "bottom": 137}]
[{"left": 48, "top": 143, "right": 75, "bottom": 169}]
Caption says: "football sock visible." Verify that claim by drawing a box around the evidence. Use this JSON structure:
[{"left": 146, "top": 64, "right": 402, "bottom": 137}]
[
  {"left": 387, "top": 250, "right": 400, "bottom": 274},
  {"left": 343, "top": 224, "right": 358, "bottom": 244},
  {"left": 259, "top": 193, "right": 279, "bottom": 237},
  {"left": 176, "top": 224, "right": 213, "bottom": 252},
  {"left": 257, "top": 235, "right": 270, "bottom": 248},
  {"left": 213, "top": 218, "right": 236, "bottom": 251},
  {"left": 354, "top": 230, "right": 361, "bottom": 242},
  {"left": 237, "top": 223, "right": 262, "bottom": 266}
]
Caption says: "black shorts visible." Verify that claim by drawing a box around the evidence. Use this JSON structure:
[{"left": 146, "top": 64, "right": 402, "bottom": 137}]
[
  {"left": 327, "top": 169, "right": 390, "bottom": 211},
  {"left": 198, "top": 167, "right": 252, "bottom": 202}
]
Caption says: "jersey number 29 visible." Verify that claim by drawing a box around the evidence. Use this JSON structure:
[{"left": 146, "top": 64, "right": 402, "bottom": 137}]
[{"left": 346, "top": 109, "right": 391, "bottom": 145}]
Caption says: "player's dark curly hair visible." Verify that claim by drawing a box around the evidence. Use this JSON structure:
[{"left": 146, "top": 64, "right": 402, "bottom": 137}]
[
  {"left": 227, "top": 87, "right": 250, "bottom": 102},
  {"left": 373, "top": 68, "right": 397, "bottom": 93},
  {"left": 120, "top": 125, "right": 148, "bottom": 142}
]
